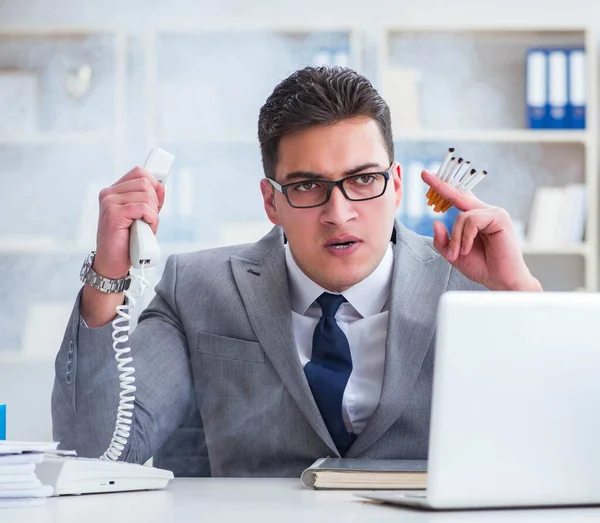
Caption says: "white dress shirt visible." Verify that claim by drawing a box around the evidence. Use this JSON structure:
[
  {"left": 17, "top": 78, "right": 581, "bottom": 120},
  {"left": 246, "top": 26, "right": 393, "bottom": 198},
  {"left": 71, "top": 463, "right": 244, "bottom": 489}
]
[{"left": 285, "top": 244, "right": 394, "bottom": 435}]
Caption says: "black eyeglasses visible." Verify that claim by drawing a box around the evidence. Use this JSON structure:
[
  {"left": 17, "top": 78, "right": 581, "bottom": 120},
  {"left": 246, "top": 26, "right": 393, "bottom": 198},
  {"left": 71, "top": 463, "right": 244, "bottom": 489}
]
[{"left": 267, "top": 165, "right": 392, "bottom": 209}]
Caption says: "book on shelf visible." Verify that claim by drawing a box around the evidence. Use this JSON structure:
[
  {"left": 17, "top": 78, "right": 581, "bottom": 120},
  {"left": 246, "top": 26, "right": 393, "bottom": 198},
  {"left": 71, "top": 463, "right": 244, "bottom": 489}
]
[
  {"left": 526, "top": 47, "right": 586, "bottom": 130},
  {"left": 526, "top": 184, "right": 587, "bottom": 247},
  {"left": 301, "top": 458, "right": 427, "bottom": 490}
]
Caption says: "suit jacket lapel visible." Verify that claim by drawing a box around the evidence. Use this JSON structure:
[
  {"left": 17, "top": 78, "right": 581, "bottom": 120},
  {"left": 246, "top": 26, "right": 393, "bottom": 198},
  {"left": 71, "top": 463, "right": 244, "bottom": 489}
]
[
  {"left": 346, "top": 222, "right": 452, "bottom": 457},
  {"left": 230, "top": 227, "right": 339, "bottom": 456}
]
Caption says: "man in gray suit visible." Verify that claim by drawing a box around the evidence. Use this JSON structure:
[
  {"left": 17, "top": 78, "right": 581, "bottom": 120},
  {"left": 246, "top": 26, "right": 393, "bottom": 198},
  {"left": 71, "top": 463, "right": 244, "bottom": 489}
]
[{"left": 52, "top": 66, "right": 542, "bottom": 477}]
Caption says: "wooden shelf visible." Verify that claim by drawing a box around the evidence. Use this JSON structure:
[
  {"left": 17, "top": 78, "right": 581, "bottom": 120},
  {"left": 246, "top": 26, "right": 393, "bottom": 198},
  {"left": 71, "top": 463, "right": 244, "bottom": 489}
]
[
  {"left": 385, "top": 26, "right": 587, "bottom": 36},
  {"left": 161, "top": 134, "right": 257, "bottom": 145},
  {"left": 521, "top": 244, "right": 590, "bottom": 256},
  {"left": 0, "top": 133, "right": 116, "bottom": 146},
  {"left": 393, "top": 129, "right": 589, "bottom": 144},
  {"left": 151, "top": 26, "right": 360, "bottom": 34},
  {"left": 0, "top": 241, "right": 213, "bottom": 256},
  {"left": 0, "top": 240, "right": 86, "bottom": 255}
]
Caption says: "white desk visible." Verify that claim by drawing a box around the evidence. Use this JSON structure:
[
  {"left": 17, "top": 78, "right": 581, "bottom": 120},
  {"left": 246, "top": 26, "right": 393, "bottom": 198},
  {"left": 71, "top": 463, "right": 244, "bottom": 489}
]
[{"left": 3, "top": 479, "right": 600, "bottom": 523}]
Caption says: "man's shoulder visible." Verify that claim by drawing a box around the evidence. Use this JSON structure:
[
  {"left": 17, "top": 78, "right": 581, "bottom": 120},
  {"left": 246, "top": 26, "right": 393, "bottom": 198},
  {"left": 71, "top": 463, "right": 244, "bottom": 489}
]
[
  {"left": 165, "top": 225, "right": 283, "bottom": 277},
  {"left": 175, "top": 242, "right": 253, "bottom": 267},
  {"left": 395, "top": 223, "right": 487, "bottom": 292},
  {"left": 395, "top": 223, "right": 441, "bottom": 262}
]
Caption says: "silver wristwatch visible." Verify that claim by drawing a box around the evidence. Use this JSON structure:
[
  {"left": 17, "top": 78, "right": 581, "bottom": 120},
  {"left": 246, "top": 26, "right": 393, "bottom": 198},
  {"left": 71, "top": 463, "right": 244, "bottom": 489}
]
[{"left": 80, "top": 251, "right": 131, "bottom": 293}]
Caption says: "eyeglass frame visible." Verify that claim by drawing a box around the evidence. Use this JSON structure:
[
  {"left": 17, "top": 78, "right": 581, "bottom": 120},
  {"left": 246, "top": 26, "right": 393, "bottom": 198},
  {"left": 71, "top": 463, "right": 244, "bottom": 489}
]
[{"left": 266, "top": 163, "right": 394, "bottom": 209}]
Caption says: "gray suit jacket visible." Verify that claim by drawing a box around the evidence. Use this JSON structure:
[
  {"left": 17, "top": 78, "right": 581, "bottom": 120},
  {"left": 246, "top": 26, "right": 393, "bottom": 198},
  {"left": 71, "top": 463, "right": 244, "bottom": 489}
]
[{"left": 52, "top": 221, "right": 485, "bottom": 477}]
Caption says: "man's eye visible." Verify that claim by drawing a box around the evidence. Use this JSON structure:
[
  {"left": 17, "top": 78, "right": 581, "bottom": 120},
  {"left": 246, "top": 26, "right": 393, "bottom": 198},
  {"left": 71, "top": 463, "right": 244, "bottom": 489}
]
[
  {"left": 294, "top": 182, "right": 320, "bottom": 192},
  {"left": 354, "top": 175, "right": 376, "bottom": 185}
]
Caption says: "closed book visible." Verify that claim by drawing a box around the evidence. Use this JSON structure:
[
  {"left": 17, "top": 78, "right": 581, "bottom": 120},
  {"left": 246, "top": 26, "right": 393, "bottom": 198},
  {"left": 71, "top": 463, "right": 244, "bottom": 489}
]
[
  {"left": 560, "top": 184, "right": 587, "bottom": 243},
  {"left": 526, "top": 186, "right": 565, "bottom": 246},
  {"left": 301, "top": 458, "right": 427, "bottom": 490}
]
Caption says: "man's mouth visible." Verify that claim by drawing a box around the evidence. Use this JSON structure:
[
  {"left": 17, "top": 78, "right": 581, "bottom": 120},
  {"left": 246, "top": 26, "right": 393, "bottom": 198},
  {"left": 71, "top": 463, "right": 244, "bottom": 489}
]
[
  {"left": 330, "top": 241, "right": 355, "bottom": 249},
  {"left": 326, "top": 236, "right": 361, "bottom": 250}
]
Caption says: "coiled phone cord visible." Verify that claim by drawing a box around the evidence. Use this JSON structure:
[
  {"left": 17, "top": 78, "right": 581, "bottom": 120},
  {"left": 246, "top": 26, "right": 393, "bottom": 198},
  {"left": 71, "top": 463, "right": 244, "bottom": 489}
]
[{"left": 101, "top": 268, "right": 148, "bottom": 461}]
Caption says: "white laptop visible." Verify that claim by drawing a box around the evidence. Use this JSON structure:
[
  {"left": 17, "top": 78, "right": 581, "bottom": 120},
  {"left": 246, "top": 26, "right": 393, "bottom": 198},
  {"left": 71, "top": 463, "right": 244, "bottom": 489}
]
[{"left": 359, "top": 291, "right": 600, "bottom": 510}]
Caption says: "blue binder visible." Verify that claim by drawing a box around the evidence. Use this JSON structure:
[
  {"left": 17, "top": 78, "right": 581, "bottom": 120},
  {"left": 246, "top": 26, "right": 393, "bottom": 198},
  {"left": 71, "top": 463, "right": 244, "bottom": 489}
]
[
  {"left": 526, "top": 49, "right": 548, "bottom": 129},
  {"left": 568, "top": 48, "right": 586, "bottom": 129},
  {"left": 547, "top": 48, "right": 569, "bottom": 128}
]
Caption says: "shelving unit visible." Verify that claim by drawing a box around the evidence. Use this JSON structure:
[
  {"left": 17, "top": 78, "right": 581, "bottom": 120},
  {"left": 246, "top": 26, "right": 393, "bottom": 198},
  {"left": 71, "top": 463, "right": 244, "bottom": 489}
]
[
  {"left": 2, "top": 23, "right": 597, "bottom": 369},
  {"left": 0, "top": 26, "right": 362, "bottom": 359},
  {"left": 380, "top": 26, "right": 597, "bottom": 291}
]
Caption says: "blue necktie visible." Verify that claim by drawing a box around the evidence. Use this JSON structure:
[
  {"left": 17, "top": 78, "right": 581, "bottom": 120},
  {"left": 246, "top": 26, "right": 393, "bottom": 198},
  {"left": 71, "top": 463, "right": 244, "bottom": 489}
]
[{"left": 304, "top": 292, "right": 356, "bottom": 455}]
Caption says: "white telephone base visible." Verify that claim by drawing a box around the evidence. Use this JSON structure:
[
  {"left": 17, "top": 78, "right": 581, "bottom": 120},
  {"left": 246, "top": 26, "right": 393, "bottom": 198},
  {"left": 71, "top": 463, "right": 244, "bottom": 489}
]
[{"left": 35, "top": 455, "right": 174, "bottom": 496}]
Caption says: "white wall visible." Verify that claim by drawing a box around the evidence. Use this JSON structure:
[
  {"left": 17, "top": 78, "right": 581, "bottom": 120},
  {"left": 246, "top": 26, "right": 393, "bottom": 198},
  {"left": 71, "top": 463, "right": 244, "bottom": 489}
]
[{"left": 0, "top": 0, "right": 599, "bottom": 30}]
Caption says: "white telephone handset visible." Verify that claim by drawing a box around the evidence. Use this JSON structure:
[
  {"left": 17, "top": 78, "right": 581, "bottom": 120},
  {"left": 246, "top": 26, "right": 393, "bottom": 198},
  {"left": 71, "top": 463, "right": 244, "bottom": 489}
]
[
  {"left": 103, "top": 147, "right": 175, "bottom": 462},
  {"left": 35, "top": 149, "right": 176, "bottom": 497},
  {"left": 130, "top": 147, "right": 175, "bottom": 269}
]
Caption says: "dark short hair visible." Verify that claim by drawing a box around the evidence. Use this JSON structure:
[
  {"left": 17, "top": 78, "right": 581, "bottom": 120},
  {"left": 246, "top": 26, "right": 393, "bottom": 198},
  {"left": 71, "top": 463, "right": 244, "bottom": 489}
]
[{"left": 258, "top": 66, "right": 394, "bottom": 180}]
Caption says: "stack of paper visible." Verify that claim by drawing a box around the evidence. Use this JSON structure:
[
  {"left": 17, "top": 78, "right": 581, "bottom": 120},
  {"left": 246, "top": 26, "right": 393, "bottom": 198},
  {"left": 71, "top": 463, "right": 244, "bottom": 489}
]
[{"left": 0, "top": 441, "right": 58, "bottom": 508}]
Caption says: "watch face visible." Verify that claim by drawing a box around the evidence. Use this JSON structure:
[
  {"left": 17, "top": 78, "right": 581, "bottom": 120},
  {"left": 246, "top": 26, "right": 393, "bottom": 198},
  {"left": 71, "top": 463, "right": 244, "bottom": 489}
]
[
  {"left": 80, "top": 262, "right": 88, "bottom": 280},
  {"left": 80, "top": 252, "right": 93, "bottom": 280}
]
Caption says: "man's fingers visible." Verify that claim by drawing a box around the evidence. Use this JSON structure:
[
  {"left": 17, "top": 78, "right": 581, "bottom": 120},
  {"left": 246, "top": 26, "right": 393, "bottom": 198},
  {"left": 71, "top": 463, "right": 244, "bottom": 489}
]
[
  {"left": 103, "top": 191, "right": 160, "bottom": 214},
  {"left": 460, "top": 217, "right": 481, "bottom": 256},
  {"left": 111, "top": 166, "right": 163, "bottom": 197},
  {"left": 448, "top": 214, "right": 466, "bottom": 261},
  {"left": 421, "top": 169, "right": 488, "bottom": 213},
  {"left": 450, "top": 210, "right": 500, "bottom": 259},
  {"left": 122, "top": 202, "right": 160, "bottom": 233},
  {"left": 433, "top": 221, "right": 451, "bottom": 258},
  {"left": 104, "top": 174, "right": 164, "bottom": 212},
  {"left": 156, "top": 182, "right": 166, "bottom": 212}
]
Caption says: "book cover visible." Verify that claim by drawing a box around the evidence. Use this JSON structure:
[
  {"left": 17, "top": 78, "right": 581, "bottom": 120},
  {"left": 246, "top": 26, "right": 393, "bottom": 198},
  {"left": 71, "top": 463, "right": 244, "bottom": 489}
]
[{"left": 301, "top": 458, "right": 427, "bottom": 490}]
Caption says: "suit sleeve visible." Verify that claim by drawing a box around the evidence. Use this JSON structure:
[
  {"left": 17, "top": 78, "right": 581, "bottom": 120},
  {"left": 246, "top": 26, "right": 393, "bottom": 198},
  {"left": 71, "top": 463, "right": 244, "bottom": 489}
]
[
  {"left": 51, "top": 255, "right": 195, "bottom": 464},
  {"left": 447, "top": 266, "right": 489, "bottom": 292}
]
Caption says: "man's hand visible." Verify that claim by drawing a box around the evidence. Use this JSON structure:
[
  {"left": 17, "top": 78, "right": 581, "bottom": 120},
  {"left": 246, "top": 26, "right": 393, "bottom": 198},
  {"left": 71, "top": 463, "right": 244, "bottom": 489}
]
[
  {"left": 422, "top": 170, "right": 542, "bottom": 291},
  {"left": 81, "top": 166, "right": 166, "bottom": 328},
  {"left": 95, "top": 166, "right": 165, "bottom": 279}
]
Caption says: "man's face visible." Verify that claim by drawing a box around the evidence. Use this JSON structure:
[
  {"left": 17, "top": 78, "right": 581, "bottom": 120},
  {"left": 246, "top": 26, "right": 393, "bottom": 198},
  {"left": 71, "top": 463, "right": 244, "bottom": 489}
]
[{"left": 260, "top": 116, "right": 402, "bottom": 292}]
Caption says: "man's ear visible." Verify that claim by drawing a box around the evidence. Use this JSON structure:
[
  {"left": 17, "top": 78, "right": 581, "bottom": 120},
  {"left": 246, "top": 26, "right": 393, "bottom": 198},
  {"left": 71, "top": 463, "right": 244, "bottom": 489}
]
[
  {"left": 260, "top": 179, "right": 281, "bottom": 226},
  {"left": 392, "top": 162, "right": 402, "bottom": 210}
]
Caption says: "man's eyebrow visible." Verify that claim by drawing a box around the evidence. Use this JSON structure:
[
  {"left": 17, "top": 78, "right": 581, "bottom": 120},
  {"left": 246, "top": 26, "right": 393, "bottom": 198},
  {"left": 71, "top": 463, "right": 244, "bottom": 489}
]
[
  {"left": 282, "top": 163, "right": 386, "bottom": 182},
  {"left": 343, "top": 163, "right": 385, "bottom": 176},
  {"left": 283, "top": 171, "right": 324, "bottom": 182}
]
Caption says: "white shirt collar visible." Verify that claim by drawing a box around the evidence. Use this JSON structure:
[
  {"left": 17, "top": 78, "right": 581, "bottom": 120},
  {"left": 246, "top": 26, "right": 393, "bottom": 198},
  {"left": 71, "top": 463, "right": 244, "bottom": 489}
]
[{"left": 285, "top": 243, "right": 394, "bottom": 318}]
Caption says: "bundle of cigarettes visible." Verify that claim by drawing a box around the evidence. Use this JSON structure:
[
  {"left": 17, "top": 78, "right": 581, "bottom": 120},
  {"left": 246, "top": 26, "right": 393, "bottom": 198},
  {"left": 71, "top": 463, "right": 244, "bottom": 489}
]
[{"left": 426, "top": 147, "right": 487, "bottom": 213}]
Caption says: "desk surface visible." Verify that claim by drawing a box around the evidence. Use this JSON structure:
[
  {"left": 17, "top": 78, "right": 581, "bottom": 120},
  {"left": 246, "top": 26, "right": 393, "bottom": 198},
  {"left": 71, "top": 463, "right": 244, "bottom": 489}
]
[{"left": 4, "top": 478, "right": 600, "bottom": 523}]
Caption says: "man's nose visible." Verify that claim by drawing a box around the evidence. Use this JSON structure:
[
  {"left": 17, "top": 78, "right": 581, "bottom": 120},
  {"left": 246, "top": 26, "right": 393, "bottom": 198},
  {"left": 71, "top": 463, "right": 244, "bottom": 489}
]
[{"left": 320, "top": 184, "right": 357, "bottom": 227}]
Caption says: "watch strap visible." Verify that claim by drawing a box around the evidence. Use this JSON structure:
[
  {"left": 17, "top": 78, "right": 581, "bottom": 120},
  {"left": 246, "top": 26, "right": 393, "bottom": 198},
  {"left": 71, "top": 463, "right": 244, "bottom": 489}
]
[
  {"left": 80, "top": 251, "right": 130, "bottom": 293},
  {"left": 82, "top": 268, "right": 131, "bottom": 293}
]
